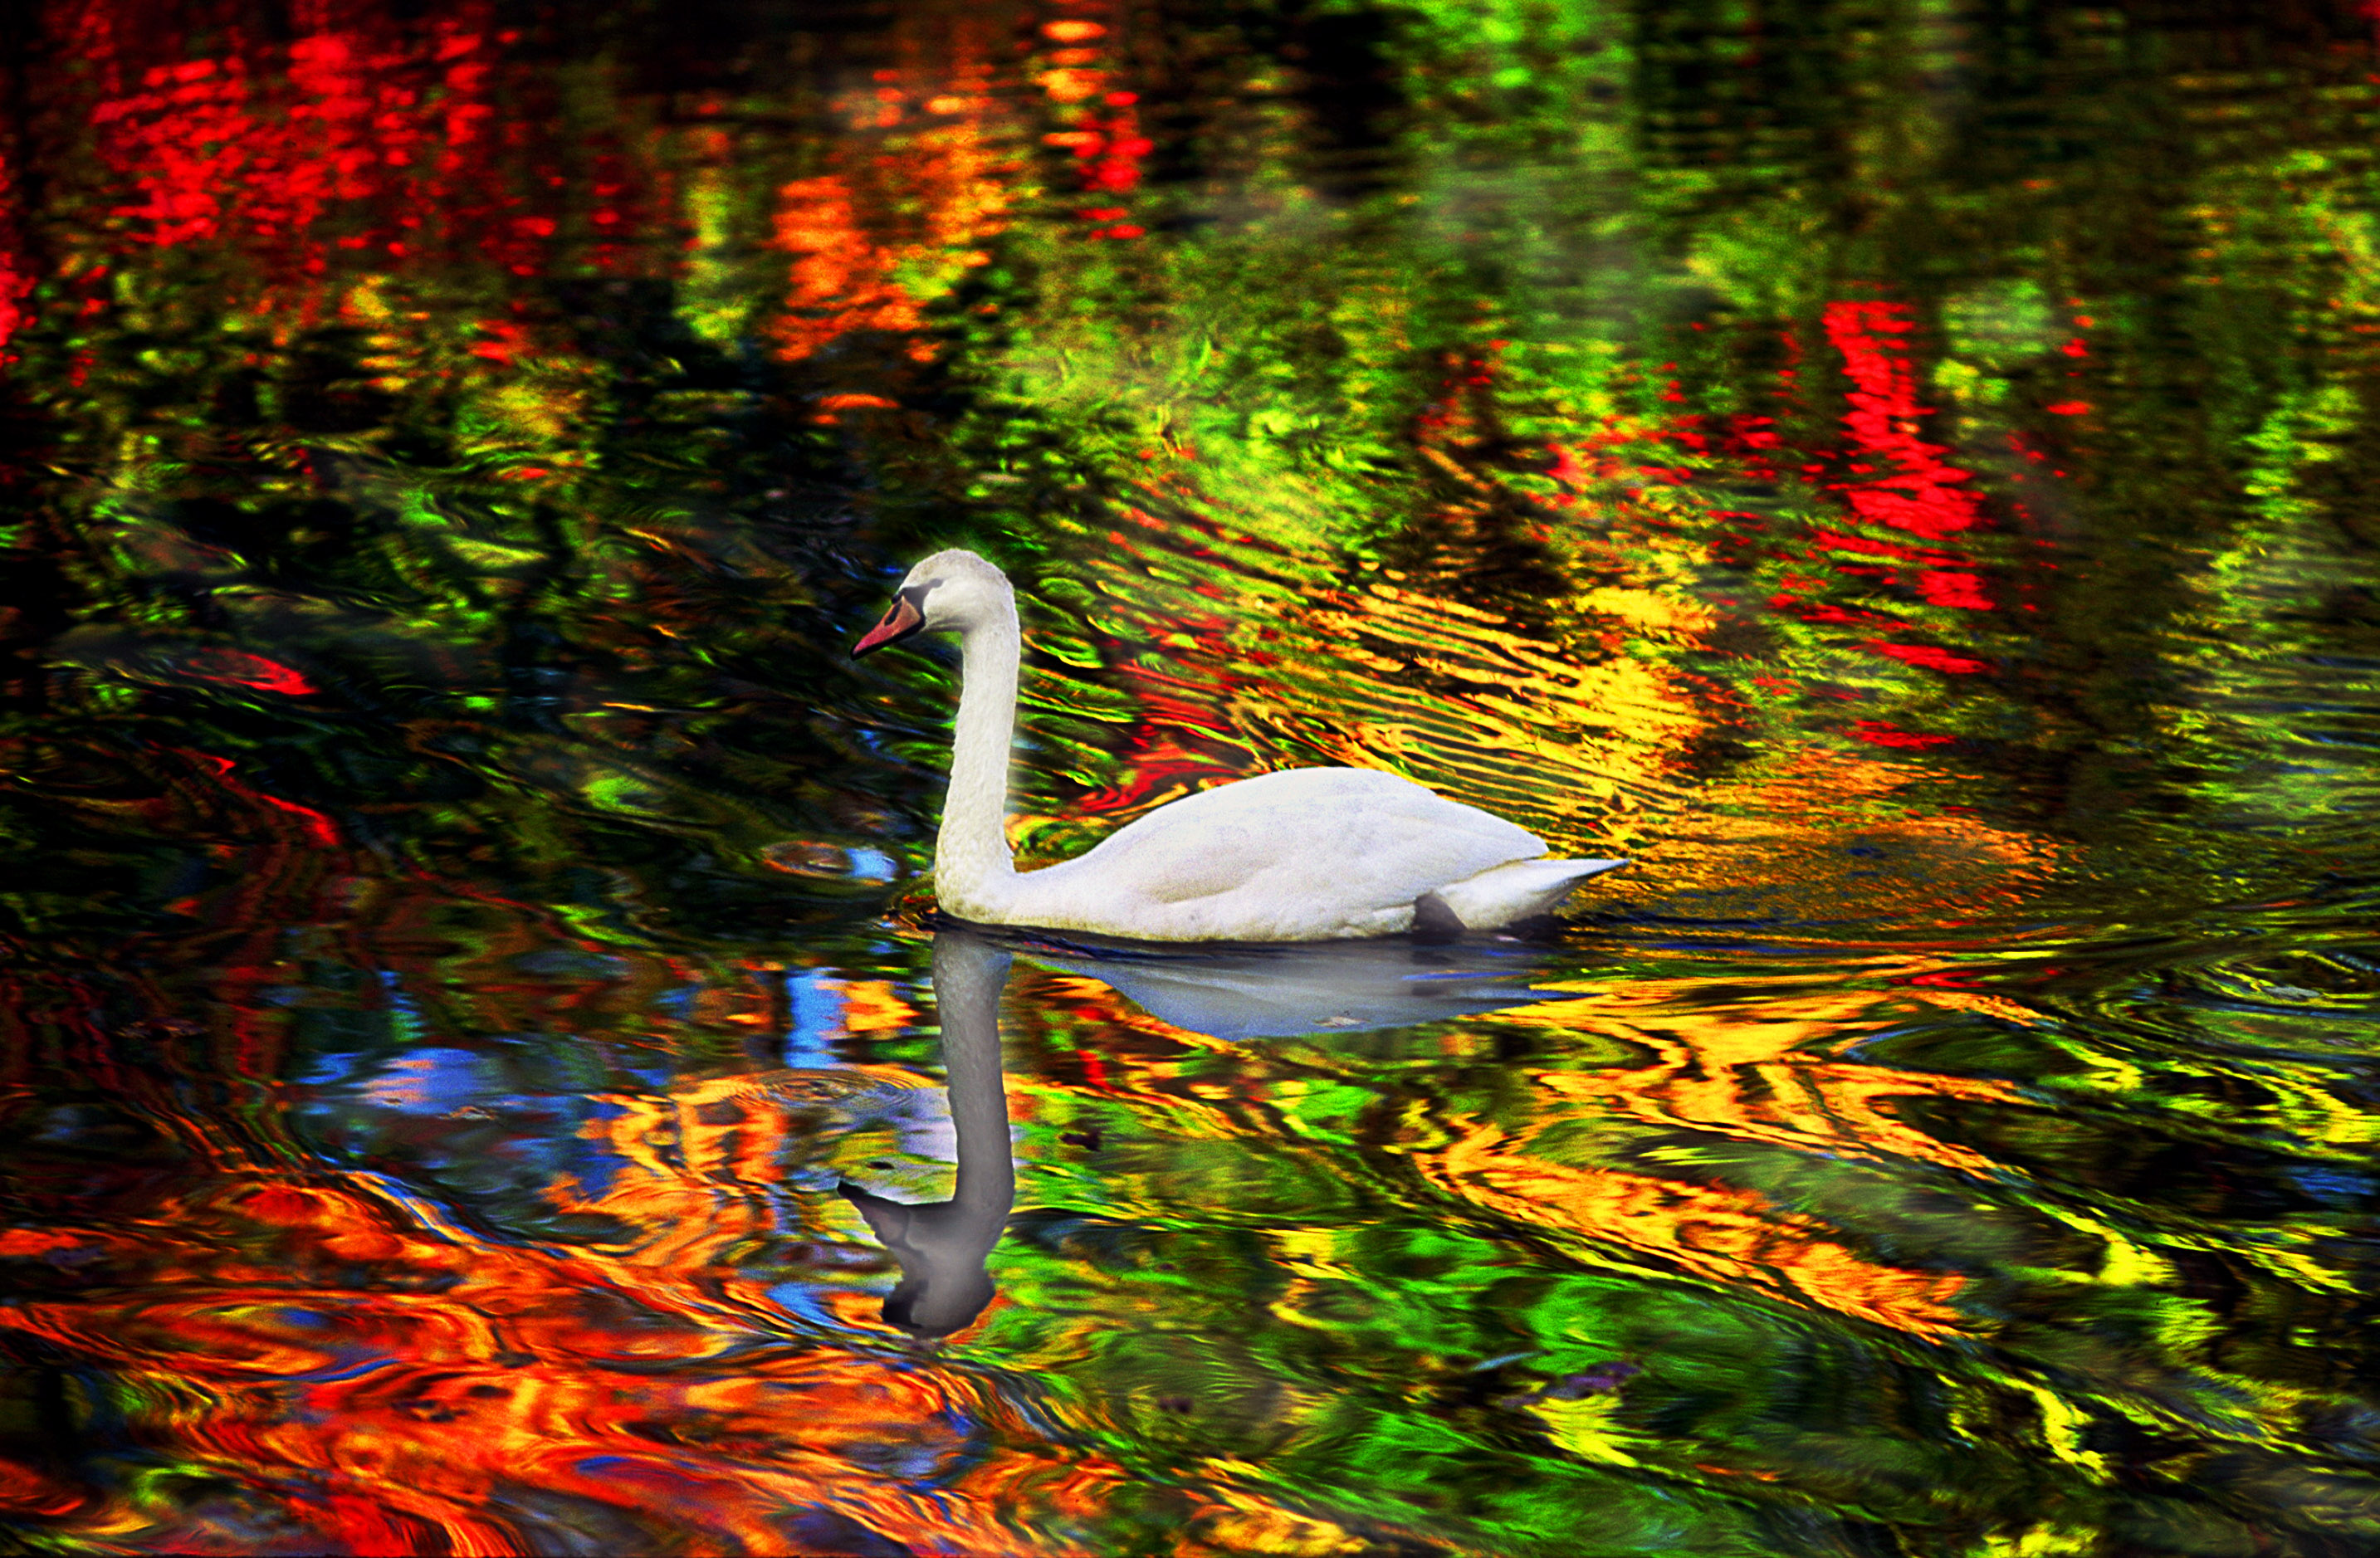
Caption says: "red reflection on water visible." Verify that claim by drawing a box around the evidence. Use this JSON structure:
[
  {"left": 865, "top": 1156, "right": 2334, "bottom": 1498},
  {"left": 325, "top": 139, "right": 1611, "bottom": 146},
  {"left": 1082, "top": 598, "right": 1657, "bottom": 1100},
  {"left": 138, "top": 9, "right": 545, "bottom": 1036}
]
[
  {"left": 183, "top": 749, "right": 341, "bottom": 849},
  {"left": 1867, "top": 641, "right": 1988, "bottom": 675},
  {"left": 1818, "top": 300, "right": 1983, "bottom": 543},
  {"left": 1035, "top": 11, "right": 1147, "bottom": 239},
  {"left": 1746, "top": 300, "right": 2012, "bottom": 720},
  {"left": 95, "top": 56, "right": 255, "bottom": 247},
  {"left": 88, "top": 6, "right": 450, "bottom": 272},
  {"left": 49, "top": 0, "right": 649, "bottom": 305},
  {"left": 181, "top": 647, "right": 319, "bottom": 697},
  {"left": 1532, "top": 302, "right": 2017, "bottom": 755},
  {"left": 0, "top": 150, "right": 26, "bottom": 354},
  {"left": 1850, "top": 718, "right": 1957, "bottom": 749}
]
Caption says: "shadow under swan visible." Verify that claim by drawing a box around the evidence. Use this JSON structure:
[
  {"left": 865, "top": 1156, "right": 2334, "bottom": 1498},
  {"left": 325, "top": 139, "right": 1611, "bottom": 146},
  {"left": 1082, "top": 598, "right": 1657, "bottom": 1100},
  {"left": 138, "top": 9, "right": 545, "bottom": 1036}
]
[{"left": 838, "top": 925, "right": 1581, "bottom": 1336}]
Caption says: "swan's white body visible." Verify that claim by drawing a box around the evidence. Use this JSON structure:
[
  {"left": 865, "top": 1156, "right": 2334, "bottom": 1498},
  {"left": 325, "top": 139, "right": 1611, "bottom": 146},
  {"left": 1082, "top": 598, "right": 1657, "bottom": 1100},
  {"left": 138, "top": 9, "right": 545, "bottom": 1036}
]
[{"left": 856, "top": 549, "right": 1627, "bottom": 942}]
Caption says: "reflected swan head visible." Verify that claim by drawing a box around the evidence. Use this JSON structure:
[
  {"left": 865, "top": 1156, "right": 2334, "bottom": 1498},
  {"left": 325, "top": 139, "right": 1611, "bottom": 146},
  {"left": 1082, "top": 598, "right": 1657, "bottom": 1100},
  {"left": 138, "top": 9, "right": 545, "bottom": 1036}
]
[
  {"left": 882, "top": 1266, "right": 997, "bottom": 1337},
  {"left": 853, "top": 549, "right": 1014, "bottom": 657},
  {"left": 839, "top": 1181, "right": 1003, "bottom": 1338}
]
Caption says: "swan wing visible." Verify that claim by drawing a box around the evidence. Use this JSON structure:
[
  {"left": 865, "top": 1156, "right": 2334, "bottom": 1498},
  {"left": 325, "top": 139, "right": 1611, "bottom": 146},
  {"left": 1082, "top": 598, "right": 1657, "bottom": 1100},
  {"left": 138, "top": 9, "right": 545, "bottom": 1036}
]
[{"left": 1020, "top": 769, "right": 1546, "bottom": 937}]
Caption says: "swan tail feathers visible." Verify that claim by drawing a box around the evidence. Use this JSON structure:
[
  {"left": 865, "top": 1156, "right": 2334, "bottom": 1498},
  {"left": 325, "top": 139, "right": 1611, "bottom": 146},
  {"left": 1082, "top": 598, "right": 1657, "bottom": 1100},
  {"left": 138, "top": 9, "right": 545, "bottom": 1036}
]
[
  {"left": 1433, "top": 857, "right": 1630, "bottom": 930},
  {"left": 1411, "top": 891, "right": 1467, "bottom": 942}
]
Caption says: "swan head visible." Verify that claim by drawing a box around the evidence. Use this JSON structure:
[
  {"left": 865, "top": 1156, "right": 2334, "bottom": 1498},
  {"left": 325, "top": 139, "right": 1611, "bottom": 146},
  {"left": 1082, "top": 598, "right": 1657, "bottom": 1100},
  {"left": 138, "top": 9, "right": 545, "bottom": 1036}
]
[{"left": 852, "top": 549, "right": 1014, "bottom": 657}]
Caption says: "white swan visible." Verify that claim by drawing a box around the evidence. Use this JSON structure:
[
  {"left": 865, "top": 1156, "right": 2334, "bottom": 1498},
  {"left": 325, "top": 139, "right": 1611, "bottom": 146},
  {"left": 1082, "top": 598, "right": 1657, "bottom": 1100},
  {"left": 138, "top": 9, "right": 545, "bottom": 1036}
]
[{"left": 853, "top": 549, "right": 1628, "bottom": 941}]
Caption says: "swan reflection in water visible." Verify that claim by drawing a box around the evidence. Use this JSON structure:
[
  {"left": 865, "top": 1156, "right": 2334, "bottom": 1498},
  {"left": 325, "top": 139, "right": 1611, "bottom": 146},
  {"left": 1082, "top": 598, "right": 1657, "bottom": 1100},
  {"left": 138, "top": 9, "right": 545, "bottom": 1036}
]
[
  {"left": 838, "top": 925, "right": 1576, "bottom": 1336},
  {"left": 837, "top": 930, "right": 1018, "bottom": 1338}
]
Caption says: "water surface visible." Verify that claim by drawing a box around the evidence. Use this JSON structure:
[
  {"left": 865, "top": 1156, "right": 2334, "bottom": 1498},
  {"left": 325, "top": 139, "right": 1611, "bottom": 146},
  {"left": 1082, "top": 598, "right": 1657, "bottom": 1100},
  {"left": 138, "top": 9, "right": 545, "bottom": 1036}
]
[{"left": 4, "top": 2, "right": 2380, "bottom": 1553}]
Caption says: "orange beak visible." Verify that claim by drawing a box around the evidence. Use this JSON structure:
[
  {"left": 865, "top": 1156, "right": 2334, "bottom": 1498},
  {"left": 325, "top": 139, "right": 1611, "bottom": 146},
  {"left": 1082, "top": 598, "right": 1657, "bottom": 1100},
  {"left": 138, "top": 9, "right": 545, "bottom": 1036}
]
[{"left": 852, "top": 593, "right": 925, "bottom": 657}]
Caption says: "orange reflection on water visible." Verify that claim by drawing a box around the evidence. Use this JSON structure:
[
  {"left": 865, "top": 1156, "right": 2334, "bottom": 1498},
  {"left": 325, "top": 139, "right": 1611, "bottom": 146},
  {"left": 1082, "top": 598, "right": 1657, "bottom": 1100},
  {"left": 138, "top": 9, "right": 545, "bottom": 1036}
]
[
  {"left": 1, "top": 936, "right": 1335, "bottom": 1555},
  {"left": 545, "top": 1062, "right": 938, "bottom": 1263},
  {"left": 0, "top": 792, "right": 1385, "bottom": 1555},
  {"left": 1657, "top": 741, "right": 2055, "bottom": 921},
  {"left": 0, "top": 999, "right": 1381, "bottom": 1558},
  {"left": 770, "top": 34, "right": 1014, "bottom": 365},
  {"left": 1426, "top": 1126, "right": 1972, "bottom": 1336},
  {"left": 1513, "top": 974, "right": 2022, "bottom": 1179},
  {"left": 0, "top": 1179, "right": 1100, "bottom": 1554},
  {"left": 1415, "top": 974, "right": 2022, "bottom": 1340}
]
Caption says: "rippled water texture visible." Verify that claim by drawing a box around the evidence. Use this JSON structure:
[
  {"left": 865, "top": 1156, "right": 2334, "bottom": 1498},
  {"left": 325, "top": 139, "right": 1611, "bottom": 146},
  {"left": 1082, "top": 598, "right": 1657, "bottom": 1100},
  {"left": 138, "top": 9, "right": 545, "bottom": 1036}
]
[{"left": 5, "top": 2, "right": 2380, "bottom": 1553}]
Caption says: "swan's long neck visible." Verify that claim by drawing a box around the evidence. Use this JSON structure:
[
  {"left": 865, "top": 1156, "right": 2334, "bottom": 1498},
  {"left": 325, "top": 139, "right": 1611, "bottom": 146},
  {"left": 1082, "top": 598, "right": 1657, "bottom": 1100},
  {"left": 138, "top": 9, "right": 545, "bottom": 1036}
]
[{"left": 936, "top": 598, "right": 1021, "bottom": 907}]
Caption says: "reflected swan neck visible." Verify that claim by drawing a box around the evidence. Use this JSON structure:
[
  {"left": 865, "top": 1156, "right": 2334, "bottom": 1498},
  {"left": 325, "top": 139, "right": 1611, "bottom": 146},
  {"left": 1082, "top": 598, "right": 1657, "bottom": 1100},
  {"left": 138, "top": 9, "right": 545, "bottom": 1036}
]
[
  {"left": 936, "top": 935, "right": 1014, "bottom": 1221},
  {"left": 938, "top": 602, "right": 1021, "bottom": 911}
]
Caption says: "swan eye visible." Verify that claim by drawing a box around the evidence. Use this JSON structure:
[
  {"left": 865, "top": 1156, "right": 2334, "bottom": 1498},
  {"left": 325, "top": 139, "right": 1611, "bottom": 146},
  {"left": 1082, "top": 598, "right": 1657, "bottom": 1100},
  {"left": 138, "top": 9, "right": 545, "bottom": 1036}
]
[{"left": 853, "top": 586, "right": 933, "bottom": 657}]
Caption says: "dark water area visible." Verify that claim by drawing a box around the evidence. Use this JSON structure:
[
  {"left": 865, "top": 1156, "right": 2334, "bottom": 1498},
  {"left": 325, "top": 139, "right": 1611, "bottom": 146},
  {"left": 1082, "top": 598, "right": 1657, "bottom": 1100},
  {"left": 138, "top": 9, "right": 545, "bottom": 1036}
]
[{"left": 4, "top": 0, "right": 2380, "bottom": 1552}]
